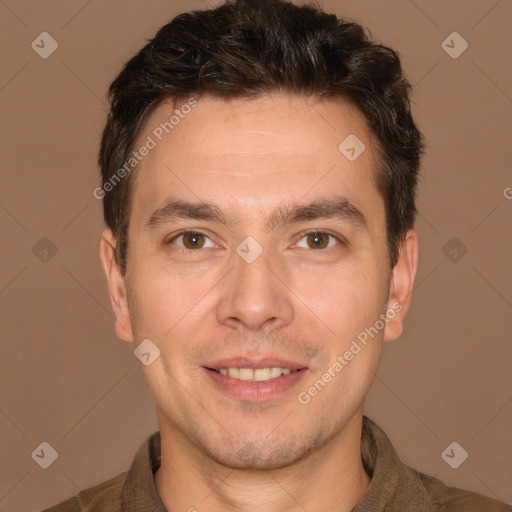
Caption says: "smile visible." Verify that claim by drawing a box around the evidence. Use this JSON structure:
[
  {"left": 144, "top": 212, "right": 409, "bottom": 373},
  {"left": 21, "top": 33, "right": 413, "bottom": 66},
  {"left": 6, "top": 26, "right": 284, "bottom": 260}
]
[
  {"left": 204, "top": 365, "right": 308, "bottom": 401},
  {"left": 214, "top": 367, "right": 295, "bottom": 381}
]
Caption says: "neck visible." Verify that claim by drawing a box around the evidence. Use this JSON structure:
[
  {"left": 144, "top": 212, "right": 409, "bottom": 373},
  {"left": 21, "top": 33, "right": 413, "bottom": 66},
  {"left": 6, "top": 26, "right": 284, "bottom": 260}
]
[{"left": 154, "top": 414, "right": 371, "bottom": 512}]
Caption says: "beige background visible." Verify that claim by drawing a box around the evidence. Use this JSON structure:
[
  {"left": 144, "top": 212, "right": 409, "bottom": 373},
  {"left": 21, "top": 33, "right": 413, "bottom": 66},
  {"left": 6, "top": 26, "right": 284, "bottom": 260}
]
[{"left": 0, "top": 0, "right": 511, "bottom": 510}]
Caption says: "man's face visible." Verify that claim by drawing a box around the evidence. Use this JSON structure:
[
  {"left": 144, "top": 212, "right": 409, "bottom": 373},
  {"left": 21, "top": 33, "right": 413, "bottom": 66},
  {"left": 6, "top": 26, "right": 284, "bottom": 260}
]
[{"left": 105, "top": 94, "right": 407, "bottom": 470}]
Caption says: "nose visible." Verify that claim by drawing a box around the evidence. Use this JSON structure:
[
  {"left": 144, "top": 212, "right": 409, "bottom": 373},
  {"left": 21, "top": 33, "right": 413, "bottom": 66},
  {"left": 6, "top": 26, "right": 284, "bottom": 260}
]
[{"left": 216, "top": 248, "right": 294, "bottom": 332}]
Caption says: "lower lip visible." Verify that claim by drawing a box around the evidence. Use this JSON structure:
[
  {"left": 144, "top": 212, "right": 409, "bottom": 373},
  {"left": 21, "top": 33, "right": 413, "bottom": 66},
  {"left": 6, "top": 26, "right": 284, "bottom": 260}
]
[{"left": 203, "top": 367, "right": 308, "bottom": 401}]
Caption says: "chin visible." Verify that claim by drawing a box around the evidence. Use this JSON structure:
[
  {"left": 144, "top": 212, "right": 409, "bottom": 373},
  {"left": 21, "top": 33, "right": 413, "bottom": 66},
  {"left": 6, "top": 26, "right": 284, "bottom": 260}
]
[{"left": 199, "top": 430, "right": 325, "bottom": 471}]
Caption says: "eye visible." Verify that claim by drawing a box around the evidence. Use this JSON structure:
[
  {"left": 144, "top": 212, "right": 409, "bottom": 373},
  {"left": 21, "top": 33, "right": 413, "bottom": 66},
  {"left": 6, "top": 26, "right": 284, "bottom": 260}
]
[
  {"left": 295, "top": 230, "right": 343, "bottom": 250},
  {"left": 165, "top": 229, "right": 343, "bottom": 252},
  {"left": 166, "top": 231, "right": 216, "bottom": 250}
]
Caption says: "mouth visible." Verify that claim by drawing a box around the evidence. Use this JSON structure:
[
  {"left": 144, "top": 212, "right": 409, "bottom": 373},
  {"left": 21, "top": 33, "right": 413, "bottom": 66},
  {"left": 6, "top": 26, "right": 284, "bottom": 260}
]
[
  {"left": 207, "top": 366, "right": 301, "bottom": 382},
  {"left": 202, "top": 358, "right": 308, "bottom": 401}
]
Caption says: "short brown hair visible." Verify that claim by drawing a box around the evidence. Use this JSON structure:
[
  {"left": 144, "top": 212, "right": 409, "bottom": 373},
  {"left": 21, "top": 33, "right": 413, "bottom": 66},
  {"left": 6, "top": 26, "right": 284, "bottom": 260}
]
[{"left": 98, "top": 0, "right": 425, "bottom": 272}]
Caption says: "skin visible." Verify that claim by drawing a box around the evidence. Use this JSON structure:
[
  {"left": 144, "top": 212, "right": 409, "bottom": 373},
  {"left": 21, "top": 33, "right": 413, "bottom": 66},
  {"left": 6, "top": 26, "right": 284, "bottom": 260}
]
[{"left": 100, "top": 94, "right": 418, "bottom": 512}]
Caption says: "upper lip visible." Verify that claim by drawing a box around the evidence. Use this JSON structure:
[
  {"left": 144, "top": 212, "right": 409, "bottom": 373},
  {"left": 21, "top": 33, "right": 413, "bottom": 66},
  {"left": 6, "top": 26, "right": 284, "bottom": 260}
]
[{"left": 204, "top": 357, "right": 307, "bottom": 371}]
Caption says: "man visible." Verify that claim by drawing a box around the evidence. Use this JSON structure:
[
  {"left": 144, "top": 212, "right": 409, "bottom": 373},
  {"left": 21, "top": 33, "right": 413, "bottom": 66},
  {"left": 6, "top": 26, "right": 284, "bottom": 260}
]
[{"left": 44, "top": 0, "right": 511, "bottom": 510}]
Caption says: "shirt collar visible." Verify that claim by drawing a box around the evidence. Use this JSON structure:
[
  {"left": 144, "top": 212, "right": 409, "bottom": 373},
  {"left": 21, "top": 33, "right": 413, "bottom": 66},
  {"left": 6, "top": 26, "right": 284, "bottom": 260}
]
[
  {"left": 352, "top": 416, "right": 431, "bottom": 511},
  {"left": 121, "top": 415, "right": 431, "bottom": 512},
  {"left": 121, "top": 428, "right": 167, "bottom": 511}
]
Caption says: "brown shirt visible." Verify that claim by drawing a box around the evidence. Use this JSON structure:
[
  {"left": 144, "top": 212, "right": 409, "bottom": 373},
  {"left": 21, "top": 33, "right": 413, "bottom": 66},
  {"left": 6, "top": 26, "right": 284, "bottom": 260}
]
[{"left": 42, "top": 416, "right": 511, "bottom": 511}]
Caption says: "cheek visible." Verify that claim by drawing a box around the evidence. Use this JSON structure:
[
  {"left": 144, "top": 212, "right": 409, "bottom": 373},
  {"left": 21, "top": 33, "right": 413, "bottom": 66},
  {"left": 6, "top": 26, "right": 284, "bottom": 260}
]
[
  {"left": 290, "top": 258, "right": 386, "bottom": 338},
  {"left": 127, "top": 263, "right": 219, "bottom": 373},
  {"left": 127, "top": 265, "right": 185, "bottom": 339}
]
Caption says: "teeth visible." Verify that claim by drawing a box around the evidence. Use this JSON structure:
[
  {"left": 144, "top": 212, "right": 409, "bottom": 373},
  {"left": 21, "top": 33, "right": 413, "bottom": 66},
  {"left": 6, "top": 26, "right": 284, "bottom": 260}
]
[
  {"left": 228, "top": 368, "right": 239, "bottom": 378},
  {"left": 270, "top": 367, "right": 282, "bottom": 378},
  {"left": 238, "top": 368, "right": 254, "bottom": 380},
  {"left": 253, "top": 368, "right": 271, "bottom": 381},
  {"left": 217, "top": 367, "right": 294, "bottom": 382}
]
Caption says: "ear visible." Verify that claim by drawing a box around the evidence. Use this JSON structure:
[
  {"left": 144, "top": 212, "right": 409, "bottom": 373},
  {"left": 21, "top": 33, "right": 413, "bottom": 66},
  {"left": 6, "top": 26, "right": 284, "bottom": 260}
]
[
  {"left": 99, "top": 228, "right": 134, "bottom": 342},
  {"left": 383, "top": 229, "right": 418, "bottom": 341}
]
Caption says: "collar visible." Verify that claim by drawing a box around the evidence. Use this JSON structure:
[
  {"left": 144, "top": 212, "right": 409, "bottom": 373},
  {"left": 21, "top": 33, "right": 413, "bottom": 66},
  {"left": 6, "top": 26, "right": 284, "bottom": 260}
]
[{"left": 352, "top": 416, "right": 431, "bottom": 511}]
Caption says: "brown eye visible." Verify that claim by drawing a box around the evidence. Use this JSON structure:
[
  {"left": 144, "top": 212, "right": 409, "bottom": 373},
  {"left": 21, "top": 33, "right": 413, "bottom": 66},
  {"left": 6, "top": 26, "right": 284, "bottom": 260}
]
[
  {"left": 166, "top": 231, "right": 216, "bottom": 252},
  {"left": 295, "top": 231, "right": 342, "bottom": 250},
  {"left": 181, "top": 232, "right": 206, "bottom": 249},
  {"left": 306, "top": 232, "right": 330, "bottom": 249}
]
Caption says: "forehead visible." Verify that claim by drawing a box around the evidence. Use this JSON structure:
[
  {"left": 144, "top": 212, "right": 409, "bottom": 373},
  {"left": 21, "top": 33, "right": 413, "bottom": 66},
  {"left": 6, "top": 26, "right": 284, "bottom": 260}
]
[
  {"left": 129, "top": 94, "right": 383, "bottom": 230},
  {"left": 138, "top": 94, "right": 373, "bottom": 161}
]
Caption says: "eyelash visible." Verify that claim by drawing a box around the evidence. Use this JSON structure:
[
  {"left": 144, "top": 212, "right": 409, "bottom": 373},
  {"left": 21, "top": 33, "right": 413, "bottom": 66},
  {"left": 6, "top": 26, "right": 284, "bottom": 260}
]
[{"left": 165, "top": 229, "right": 345, "bottom": 252}]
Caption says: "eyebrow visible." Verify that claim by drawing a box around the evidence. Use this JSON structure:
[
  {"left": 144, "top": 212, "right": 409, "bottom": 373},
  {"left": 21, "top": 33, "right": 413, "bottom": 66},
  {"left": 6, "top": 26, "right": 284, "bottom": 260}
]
[{"left": 144, "top": 195, "right": 368, "bottom": 232}]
